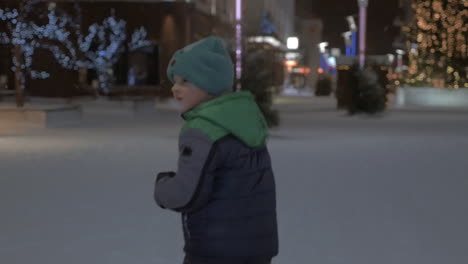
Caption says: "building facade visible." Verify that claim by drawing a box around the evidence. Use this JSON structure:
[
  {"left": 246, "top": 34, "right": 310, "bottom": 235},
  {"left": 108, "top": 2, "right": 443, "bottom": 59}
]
[
  {"left": 1, "top": 0, "right": 299, "bottom": 97},
  {"left": 243, "top": 0, "right": 296, "bottom": 89},
  {"left": 297, "top": 18, "right": 323, "bottom": 90},
  {"left": 244, "top": 0, "right": 295, "bottom": 44}
]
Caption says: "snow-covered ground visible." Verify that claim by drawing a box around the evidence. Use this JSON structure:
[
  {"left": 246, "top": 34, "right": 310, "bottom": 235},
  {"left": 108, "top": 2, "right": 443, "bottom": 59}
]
[{"left": 1, "top": 99, "right": 468, "bottom": 264}]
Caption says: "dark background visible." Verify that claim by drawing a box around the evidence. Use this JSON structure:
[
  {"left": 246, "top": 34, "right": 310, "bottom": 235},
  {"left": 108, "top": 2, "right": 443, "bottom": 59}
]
[{"left": 296, "top": 0, "right": 402, "bottom": 54}]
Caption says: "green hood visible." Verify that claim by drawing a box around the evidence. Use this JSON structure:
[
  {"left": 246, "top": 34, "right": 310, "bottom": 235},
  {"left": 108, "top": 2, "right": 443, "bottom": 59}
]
[{"left": 182, "top": 91, "right": 268, "bottom": 147}]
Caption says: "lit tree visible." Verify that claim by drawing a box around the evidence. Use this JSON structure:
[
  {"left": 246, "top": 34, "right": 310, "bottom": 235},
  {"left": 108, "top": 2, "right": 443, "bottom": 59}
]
[
  {"left": 0, "top": 0, "right": 60, "bottom": 106},
  {"left": 129, "top": 26, "right": 153, "bottom": 52},
  {"left": 1, "top": 1, "right": 153, "bottom": 103},
  {"left": 39, "top": 6, "right": 152, "bottom": 95},
  {"left": 37, "top": 2, "right": 82, "bottom": 72},
  {"left": 79, "top": 15, "right": 127, "bottom": 95},
  {"left": 34, "top": 8, "right": 127, "bottom": 95},
  {"left": 404, "top": 0, "right": 467, "bottom": 88}
]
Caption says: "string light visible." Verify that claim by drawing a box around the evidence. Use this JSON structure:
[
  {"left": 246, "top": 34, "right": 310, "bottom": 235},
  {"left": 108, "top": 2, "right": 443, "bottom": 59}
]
[
  {"left": 0, "top": 2, "right": 56, "bottom": 89},
  {"left": 1, "top": 2, "right": 152, "bottom": 94},
  {"left": 404, "top": 0, "right": 467, "bottom": 88},
  {"left": 129, "top": 27, "right": 153, "bottom": 52}
]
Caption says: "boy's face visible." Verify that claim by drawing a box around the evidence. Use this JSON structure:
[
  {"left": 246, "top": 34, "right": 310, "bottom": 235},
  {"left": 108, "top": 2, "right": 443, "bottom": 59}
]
[{"left": 171, "top": 75, "right": 213, "bottom": 112}]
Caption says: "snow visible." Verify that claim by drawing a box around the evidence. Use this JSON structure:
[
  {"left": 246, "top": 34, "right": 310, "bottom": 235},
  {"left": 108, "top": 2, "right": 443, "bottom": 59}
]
[{"left": 1, "top": 99, "right": 468, "bottom": 264}]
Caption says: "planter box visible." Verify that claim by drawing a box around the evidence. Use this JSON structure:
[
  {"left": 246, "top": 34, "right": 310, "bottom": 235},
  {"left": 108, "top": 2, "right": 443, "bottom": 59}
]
[
  {"left": 396, "top": 87, "right": 468, "bottom": 108},
  {"left": 0, "top": 104, "right": 82, "bottom": 129}
]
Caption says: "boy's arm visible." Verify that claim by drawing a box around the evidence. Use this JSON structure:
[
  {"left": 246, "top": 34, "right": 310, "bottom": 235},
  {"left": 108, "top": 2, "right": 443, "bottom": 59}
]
[{"left": 154, "top": 128, "right": 219, "bottom": 213}]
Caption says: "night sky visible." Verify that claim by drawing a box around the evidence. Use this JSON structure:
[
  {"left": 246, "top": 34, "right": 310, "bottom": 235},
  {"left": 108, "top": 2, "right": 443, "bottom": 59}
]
[{"left": 296, "top": 0, "right": 402, "bottom": 55}]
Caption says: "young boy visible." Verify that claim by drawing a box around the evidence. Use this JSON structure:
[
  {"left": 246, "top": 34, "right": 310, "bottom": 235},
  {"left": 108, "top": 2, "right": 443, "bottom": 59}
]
[{"left": 154, "top": 36, "right": 278, "bottom": 264}]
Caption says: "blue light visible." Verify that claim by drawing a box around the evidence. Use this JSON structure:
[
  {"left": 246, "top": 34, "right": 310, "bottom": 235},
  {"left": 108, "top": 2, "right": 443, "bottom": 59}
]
[{"left": 260, "top": 12, "right": 276, "bottom": 35}]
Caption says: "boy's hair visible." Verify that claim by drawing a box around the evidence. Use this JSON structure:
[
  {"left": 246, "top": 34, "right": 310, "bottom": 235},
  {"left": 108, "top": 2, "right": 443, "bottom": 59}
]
[{"left": 167, "top": 36, "right": 234, "bottom": 95}]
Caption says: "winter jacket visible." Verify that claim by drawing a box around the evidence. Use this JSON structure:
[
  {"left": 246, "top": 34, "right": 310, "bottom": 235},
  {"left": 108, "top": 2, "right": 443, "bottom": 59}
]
[{"left": 154, "top": 91, "right": 278, "bottom": 260}]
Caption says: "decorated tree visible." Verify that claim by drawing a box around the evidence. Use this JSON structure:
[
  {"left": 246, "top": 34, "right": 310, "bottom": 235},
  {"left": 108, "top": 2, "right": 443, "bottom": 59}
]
[
  {"left": 0, "top": 0, "right": 64, "bottom": 106},
  {"left": 128, "top": 27, "right": 153, "bottom": 53},
  {"left": 1, "top": 1, "right": 153, "bottom": 104},
  {"left": 404, "top": 0, "right": 467, "bottom": 88},
  {"left": 78, "top": 15, "right": 127, "bottom": 95},
  {"left": 39, "top": 6, "right": 152, "bottom": 95}
]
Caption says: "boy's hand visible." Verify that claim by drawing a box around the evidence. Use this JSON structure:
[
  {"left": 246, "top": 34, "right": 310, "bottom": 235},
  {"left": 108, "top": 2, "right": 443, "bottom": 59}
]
[{"left": 154, "top": 171, "right": 176, "bottom": 209}]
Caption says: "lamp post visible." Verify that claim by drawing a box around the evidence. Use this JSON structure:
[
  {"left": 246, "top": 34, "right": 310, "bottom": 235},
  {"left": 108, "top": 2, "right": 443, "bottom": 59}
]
[
  {"left": 358, "top": 0, "right": 368, "bottom": 69},
  {"left": 284, "top": 37, "right": 299, "bottom": 91},
  {"left": 235, "top": 0, "right": 242, "bottom": 90},
  {"left": 318, "top": 42, "right": 329, "bottom": 74},
  {"left": 396, "top": 49, "right": 405, "bottom": 73}
]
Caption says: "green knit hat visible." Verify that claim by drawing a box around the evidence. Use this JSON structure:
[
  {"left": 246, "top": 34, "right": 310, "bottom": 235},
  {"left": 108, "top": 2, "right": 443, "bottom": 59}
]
[{"left": 167, "top": 36, "right": 234, "bottom": 95}]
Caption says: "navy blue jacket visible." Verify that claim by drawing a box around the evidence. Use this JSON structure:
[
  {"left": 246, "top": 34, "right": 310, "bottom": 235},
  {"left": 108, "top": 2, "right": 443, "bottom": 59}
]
[
  {"left": 154, "top": 92, "right": 278, "bottom": 260},
  {"left": 181, "top": 135, "right": 278, "bottom": 259}
]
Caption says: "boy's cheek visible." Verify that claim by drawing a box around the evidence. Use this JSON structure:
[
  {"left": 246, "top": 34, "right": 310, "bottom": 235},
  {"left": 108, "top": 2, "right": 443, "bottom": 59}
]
[{"left": 182, "top": 98, "right": 196, "bottom": 110}]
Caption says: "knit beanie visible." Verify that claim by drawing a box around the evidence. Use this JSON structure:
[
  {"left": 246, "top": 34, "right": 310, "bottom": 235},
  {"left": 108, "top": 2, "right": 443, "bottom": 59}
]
[{"left": 167, "top": 36, "right": 234, "bottom": 95}]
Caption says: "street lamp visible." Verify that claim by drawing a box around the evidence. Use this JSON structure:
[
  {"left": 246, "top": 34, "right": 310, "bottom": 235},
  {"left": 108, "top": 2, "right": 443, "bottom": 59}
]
[
  {"left": 396, "top": 49, "right": 406, "bottom": 72},
  {"left": 358, "top": 0, "right": 368, "bottom": 69},
  {"left": 287, "top": 37, "right": 299, "bottom": 50},
  {"left": 284, "top": 37, "right": 299, "bottom": 92},
  {"left": 346, "top": 16, "right": 357, "bottom": 32},
  {"left": 387, "top": 54, "right": 395, "bottom": 65},
  {"left": 318, "top": 42, "right": 329, "bottom": 74},
  {"left": 235, "top": 0, "right": 242, "bottom": 90},
  {"left": 318, "top": 42, "right": 329, "bottom": 53}
]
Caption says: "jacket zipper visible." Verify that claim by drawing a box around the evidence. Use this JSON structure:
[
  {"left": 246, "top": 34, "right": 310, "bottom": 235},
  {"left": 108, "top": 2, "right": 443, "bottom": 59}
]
[{"left": 183, "top": 213, "right": 191, "bottom": 239}]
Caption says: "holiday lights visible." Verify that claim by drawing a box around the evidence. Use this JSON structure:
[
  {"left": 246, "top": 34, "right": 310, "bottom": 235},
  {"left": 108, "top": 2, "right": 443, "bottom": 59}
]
[
  {"left": 404, "top": 0, "right": 467, "bottom": 88},
  {"left": 1, "top": 1, "right": 153, "bottom": 94}
]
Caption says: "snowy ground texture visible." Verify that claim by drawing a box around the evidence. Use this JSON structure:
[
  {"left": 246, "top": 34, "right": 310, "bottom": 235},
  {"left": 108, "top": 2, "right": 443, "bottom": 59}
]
[{"left": 1, "top": 97, "right": 468, "bottom": 264}]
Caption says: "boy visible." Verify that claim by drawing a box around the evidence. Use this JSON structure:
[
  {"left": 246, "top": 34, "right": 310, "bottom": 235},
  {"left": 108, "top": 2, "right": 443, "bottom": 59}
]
[{"left": 154, "top": 36, "right": 278, "bottom": 264}]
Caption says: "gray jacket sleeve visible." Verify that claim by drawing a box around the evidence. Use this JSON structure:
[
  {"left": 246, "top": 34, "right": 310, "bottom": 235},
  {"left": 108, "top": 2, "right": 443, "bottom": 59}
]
[{"left": 154, "top": 128, "right": 218, "bottom": 212}]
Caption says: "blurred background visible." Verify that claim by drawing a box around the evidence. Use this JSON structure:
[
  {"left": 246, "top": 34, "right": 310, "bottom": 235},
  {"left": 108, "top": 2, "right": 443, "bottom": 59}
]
[
  {"left": 1, "top": 1, "right": 467, "bottom": 264},
  {"left": 0, "top": 0, "right": 466, "bottom": 112}
]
